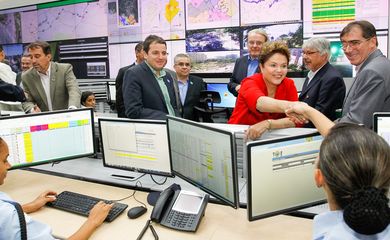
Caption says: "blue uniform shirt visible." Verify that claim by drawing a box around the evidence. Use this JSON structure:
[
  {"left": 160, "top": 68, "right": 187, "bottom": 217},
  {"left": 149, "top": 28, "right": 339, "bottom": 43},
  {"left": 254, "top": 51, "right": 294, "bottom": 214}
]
[
  {"left": 0, "top": 192, "right": 54, "bottom": 240},
  {"left": 313, "top": 210, "right": 390, "bottom": 240}
]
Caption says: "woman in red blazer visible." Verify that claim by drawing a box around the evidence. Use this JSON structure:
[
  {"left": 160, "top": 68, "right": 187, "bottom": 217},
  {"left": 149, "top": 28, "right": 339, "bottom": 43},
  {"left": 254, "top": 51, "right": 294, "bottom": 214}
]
[{"left": 228, "top": 41, "right": 299, "bottom": 140}]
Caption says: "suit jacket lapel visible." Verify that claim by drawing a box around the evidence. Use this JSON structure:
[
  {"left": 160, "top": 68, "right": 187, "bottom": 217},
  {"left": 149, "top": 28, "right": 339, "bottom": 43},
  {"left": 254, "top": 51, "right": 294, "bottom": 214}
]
[
  {"left": 142, "top": 63, "right": 165, "bottom": 103},
  {"left": 243, "top": 57, "right": 249, "bottom": 77},
  {"left": 301, "top": 63, "right": 330, "bottom": 96},
  {"left": 184, "top": 77, "right": 195, "bottom": 105},
  {"left": 49, "top": 62, "right": 57, "bottom": 104},
  {"left": 31, "top": 70, "right": 49, "bottom": 109}
]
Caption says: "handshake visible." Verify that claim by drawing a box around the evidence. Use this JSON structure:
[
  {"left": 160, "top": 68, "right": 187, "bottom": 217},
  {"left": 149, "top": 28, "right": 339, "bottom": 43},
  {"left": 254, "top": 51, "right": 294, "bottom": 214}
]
[{"left": 284, "top": 102, "right": 311, "bottom": 125}]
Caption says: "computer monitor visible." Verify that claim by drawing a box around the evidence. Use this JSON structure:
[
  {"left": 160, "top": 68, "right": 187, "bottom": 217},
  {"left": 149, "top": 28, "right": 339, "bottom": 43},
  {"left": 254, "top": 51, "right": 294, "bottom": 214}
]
[
  {"left": 373, "top": 112, "right": 390, "bottom": 144},
  {"left": 106, "top": 81, "right": 116, "bottom": 103},
  {"left": 247, "top": 132, "right": 326, "bottom": 221},
  {"left": 206, "top": 83, "right": 236, "bottom": 108},
  {"left": 0, "top": 108, "right": 95, "bottom": 169},
  {"left": 98, "top": 118, "right": 172, "bottom": 177},
  {"left": 166, "top": 116, "right": 239, "bottom": 208}
]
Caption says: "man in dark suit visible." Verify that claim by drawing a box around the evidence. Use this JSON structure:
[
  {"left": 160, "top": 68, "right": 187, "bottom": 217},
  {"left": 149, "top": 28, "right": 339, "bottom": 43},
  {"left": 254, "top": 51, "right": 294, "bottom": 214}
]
[
  {"left": 0, "top": 78, "right": 26, "bottom": 102},
  {"left": 15, "top": 54, "right": 32, "bottom": 87},
  {"left": 115, "top": 41, "right": 144, "bottom": 117},
  {"left": 122, "top": 35, "right": 179, "bottom": 120},
  {"left": 173, "top": 53, "right": 205, "bottom": 121},
  {"left": 299, "top": 37, "right": 346, "bottom": 127},
  {"left": 228, "top": 29, "right": 268, "bottom": 97}
]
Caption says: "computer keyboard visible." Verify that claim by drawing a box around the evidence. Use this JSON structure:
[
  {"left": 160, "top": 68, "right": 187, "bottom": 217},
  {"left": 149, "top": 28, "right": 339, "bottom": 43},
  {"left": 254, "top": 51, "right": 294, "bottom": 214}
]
[{"left": 46, "top": 191, "right": 128, "bottom": 222}]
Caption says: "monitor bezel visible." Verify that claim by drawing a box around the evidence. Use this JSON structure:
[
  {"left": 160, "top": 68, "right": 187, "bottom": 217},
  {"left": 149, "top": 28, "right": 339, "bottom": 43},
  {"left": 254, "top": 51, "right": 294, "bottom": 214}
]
[
  {"left": 247, "top": 131, "right": 326, "bottom": 221},
  {"left": 166, "top": 116, "right": 239, "bottom": 209},
  {"left": 1, "top": 108, "right": 96, "bottom": 170},
  {"left": 98, "top": 118, "right": 173, "bottom": 177},
  {"left": 206, "top": 82, "right": 236, "bottom": 109},
  {"left": 373, "top": 112, "right": 390, "bottom": 133}
]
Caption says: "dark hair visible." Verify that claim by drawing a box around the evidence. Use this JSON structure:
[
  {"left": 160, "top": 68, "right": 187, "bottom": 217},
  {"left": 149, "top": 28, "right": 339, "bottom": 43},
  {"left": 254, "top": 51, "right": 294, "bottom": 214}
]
[
  {"left": 340, "top": 20, "right": 378, "bottom": 46},
  {"left": 319, "top": 123, "right": 390, "bottom": 235},
  {"left": 0, "top": 45, "right": 3, "bottom": 51},
  {"left": 259, "top": 41, "right": 290, "bottom": 66},
  {"left": 81, "top": 91, "right": 95, "bottom": 106},
  {"left": 143, "top": 35, "right": 166, "bottom": 54},
  {"left": 135, "top": 41, "right": 144, "bottom": 53},
  {"left": 27, "top": 41, "right": 51, "bottom": 55}
]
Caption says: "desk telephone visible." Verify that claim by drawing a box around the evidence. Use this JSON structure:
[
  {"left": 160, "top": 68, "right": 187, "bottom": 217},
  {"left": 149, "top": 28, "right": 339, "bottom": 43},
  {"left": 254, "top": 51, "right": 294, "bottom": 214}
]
[{"left": 150, "top": 187, "right": 209, "bottom": 232}]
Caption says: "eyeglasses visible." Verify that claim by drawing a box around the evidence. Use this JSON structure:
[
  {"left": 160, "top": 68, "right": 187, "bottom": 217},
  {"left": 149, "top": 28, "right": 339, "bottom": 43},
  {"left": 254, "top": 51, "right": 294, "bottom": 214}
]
[
  {"left": 341, "top": 38, "right": 370, "bottom": 49},
  {"left": 176, "top": 62, "right": 191, "bottom": 67},
  {"left": 248, "top": 40, "right": 264, "bottom": 46},
  {"left": 302, "top": 51, "right": 318, "bottom": 56}
]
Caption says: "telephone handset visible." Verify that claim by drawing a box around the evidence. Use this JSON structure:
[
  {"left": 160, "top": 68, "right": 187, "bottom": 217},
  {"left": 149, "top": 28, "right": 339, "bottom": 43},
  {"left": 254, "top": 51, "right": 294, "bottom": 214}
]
[{"left": 150, "top": 187, "right": 209, "bottom": 232}]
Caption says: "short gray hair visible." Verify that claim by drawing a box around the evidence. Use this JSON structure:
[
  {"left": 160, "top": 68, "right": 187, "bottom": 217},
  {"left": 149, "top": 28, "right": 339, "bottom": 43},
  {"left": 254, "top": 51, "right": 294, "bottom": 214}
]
[
  {"left": 302, "top": 37, "right": 331, "bottom": 59},
  {"left": 247, "top": 28, "right": 268, "bottom": 42},
  {"left": 174, "top": 53, "right": 190, "bottom": 64}
]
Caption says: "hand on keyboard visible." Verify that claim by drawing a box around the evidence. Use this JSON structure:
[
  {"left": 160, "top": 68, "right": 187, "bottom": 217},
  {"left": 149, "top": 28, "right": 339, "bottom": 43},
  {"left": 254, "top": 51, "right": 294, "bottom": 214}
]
[
  {"left": 46, "top": 191, "right": 128, "bottom": 222},
  {"left": 23, "top": 190, "right": 58, "bottom": 213},
  {"left": 87, "top": 201, "right": 114, "bottom": 227}
]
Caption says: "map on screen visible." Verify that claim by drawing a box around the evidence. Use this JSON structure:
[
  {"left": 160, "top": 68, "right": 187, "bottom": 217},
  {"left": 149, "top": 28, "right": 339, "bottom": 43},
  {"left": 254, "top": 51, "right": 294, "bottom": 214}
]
[
  {"left": 240, "top": 0, "right": 301, "bottom": 26},
  {"left": 141, "top": 0, "right": 185, "bottom": 40},
  {"left": 186, "top": 0, "right": 239, "bottom": 30}
]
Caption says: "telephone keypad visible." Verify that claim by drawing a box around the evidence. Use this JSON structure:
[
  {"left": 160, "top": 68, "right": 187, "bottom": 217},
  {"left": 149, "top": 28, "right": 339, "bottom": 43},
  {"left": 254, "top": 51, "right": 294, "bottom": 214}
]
[{"left": 166, "top": 210, "right": 197, "bottom": 229}]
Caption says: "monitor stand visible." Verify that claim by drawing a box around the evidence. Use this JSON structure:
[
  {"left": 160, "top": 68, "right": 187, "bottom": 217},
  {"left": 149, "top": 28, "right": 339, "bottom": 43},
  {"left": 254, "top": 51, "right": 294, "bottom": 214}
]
[{"left": 111, "top": 174, "right": 135, "bottom": 180}]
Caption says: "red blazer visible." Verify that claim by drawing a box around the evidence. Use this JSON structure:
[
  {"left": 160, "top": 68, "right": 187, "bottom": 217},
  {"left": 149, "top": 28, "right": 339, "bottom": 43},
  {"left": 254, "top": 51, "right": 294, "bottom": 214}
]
[{"left": 228, "top": 73, "right": 298, "bottom": 125}]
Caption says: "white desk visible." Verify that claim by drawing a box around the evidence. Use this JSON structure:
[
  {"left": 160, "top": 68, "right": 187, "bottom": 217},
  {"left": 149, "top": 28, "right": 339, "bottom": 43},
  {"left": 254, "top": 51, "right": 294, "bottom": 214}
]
[{"left": 1, "top": 170, "right": 313, "bottom": 240}]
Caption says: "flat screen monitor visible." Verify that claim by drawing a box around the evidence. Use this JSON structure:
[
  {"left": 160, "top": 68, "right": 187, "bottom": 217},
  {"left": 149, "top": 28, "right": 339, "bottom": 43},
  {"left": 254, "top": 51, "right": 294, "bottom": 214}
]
[
  {"left": 0, "top": 108, "right": 95, "bottom": 169},
  {"left": 206, "top": 83, "right": 236, "bottom": 108},
  {"left": 166, "top": 116, "right": 239, "bottom": 208},
  {"left": 106, "top": 81, "right": 116, "bottom": 103},
  {"left": 373, "top": 112, "right": 390, "bottom": 144},
  {"left": 98, "top": 118, "right": 172, "bottom": 177},
  {"left": 247, "top": 132, "right": 326, "bottom": 221}
]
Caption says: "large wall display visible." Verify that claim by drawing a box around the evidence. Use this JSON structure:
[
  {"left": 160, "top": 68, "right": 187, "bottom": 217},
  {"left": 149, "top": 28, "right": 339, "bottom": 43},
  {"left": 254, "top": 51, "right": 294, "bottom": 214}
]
[
  {"left": 240, "top": 0, "right": 301, "bottom": 26},
  {"left": 185, "top": 0, "right": 240, "bottom": 30},
  {"left": 0, "top": 0, "right": 389, "bottom": 78}
]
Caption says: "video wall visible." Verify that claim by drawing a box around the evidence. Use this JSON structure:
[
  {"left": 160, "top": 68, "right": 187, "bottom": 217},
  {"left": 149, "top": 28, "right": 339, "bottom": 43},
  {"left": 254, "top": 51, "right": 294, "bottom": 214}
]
[{"left": 0, "top": 0, "right": 388, "bottom": 78}]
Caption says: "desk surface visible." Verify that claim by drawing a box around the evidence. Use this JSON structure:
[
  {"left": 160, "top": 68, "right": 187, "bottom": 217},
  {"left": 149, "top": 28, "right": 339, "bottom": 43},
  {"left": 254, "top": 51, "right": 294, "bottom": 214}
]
[{"left": 1, "top": 170, "right": 313, "bottom": 240}]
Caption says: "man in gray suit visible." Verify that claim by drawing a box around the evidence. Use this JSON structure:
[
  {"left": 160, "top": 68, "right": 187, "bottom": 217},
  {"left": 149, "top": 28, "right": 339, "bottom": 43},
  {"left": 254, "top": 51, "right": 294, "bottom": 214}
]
[
  {"left": 22, "top": 41, "right": 81, "bottom": 113},
  {"left": 339, "top": 20, "right": 390, "bottom": 128}
]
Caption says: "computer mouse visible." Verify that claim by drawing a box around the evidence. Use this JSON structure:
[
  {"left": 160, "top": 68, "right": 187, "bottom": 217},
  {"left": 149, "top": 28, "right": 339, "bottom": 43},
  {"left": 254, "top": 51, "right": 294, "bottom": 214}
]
[{"left": 127, "top": 206, "right": 147, "bottom": 219}]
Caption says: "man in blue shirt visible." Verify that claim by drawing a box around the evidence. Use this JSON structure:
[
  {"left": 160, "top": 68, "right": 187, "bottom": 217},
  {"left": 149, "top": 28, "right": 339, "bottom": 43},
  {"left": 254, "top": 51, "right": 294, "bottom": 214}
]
[
  {"left": 228, "top": 29, "right": 268, "bottom": 97},
  {"left": 173, "top": 53, "right": 205, "bottom": 120}
]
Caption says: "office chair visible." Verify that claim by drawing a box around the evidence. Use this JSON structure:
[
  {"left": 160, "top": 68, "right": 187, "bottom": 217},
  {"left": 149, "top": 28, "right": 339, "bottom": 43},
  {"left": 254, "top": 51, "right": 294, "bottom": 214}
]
[
  {"left": 194, "top": 90, "right": 229, "bottom": 123},
  {"left": 106, "top": 81, "right": 116, "bottom": 112}
]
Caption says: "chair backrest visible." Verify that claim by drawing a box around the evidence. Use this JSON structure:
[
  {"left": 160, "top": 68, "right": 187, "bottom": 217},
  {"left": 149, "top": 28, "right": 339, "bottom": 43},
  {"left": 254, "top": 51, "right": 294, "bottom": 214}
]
[
  {"left": 199, "top": 90, "right": 221, "bottom": 111},
  {"left": 106, "top": 81, "right": 116, "bottom": 104}
]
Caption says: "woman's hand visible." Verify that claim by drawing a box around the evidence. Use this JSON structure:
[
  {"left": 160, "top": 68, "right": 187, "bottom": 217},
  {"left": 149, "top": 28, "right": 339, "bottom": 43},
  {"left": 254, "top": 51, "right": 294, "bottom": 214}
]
[
  {"left": 22, "top": 190, "right": 57, "bottom": 213},
  {"left": 87, "top": 201, "right": 114, "bottom": 228},
  {"left": 285, "top": 102, "right": 310, "bottom": 125},
  {"left": 245, "top": 120, "right": 270, "bottom": 140}
]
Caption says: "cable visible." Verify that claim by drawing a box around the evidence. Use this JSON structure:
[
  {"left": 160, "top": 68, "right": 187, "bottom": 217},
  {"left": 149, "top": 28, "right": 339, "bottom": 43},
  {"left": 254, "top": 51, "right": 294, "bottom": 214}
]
[
  {"left": 133, "top": 181, "right": 147, "bottom": 208},
  {"left": 109, "top": 181, "right": 147, "bottom": 208},
  {"left": 150, "top": 174, "right": 168, "bottom": 185}
]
